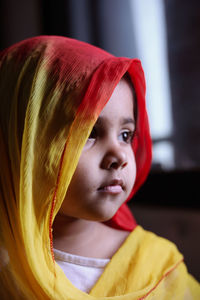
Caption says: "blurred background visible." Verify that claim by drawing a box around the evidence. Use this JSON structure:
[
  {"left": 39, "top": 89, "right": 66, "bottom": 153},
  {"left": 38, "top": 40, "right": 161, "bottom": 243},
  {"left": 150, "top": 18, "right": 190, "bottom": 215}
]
[{"left": 0, "top": 0, "right": 199, "bottom": 279}]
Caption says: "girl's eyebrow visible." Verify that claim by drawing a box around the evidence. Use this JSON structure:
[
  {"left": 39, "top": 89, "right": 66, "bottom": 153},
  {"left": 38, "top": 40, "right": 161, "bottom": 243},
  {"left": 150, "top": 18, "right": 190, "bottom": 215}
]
[
  {"left": 121, "top": 117, "right": 135, "bottom": 126},
  {"left": 95, "top": 117, "right": 135, "bottom": 127}
]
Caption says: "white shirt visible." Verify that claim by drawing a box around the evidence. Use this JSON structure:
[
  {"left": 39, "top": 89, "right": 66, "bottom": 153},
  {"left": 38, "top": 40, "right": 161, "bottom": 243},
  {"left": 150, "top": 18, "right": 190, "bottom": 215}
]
[{"left": 54, "top": 248, "right": 110, "bottom": 293}]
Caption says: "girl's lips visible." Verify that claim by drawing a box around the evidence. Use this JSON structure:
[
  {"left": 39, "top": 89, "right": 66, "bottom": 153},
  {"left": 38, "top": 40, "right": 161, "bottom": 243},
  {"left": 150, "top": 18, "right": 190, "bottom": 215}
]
[
  {"left": 98, "top": 185, "right": 123, "bottom": 194},
  {"left": 98, "top": 179, "right": 124, "bottom": 194}
]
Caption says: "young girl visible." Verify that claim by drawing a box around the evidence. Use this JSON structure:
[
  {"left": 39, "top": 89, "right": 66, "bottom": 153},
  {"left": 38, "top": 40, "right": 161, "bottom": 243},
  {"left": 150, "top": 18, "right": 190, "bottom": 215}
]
[{"left": 0, "top": 36, "right": 199, "bottom": 299}]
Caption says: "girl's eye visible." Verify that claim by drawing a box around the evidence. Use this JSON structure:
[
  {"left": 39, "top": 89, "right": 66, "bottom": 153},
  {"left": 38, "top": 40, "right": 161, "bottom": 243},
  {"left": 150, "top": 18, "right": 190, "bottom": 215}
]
[
  {"left": 88, "top": 127, "right": 97, "bottom": 140},
  {"left": 84, "top": 127, "right": 98, "bottom": 149},
  {"left": 119, "top": 130, "right": 134, "bottom": 143}
]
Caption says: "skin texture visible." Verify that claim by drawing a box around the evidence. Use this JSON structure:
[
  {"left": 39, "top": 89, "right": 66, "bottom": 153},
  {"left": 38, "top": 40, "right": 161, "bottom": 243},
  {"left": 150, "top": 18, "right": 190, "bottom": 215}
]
[{"left": 53, "top": 78, "right": 136, "bottom": 258}]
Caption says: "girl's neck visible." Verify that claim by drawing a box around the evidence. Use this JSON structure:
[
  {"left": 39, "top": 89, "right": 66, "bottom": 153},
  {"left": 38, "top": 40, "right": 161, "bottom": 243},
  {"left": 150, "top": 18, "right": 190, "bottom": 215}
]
[{"left": 53, "top": 214, "right": 129, "bottom": 259}]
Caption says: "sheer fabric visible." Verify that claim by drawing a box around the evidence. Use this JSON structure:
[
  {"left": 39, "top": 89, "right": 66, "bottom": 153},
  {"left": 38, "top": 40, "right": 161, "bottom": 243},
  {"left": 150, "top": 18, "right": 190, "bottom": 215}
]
[{"left": 0, "top": 35, "right": 156, "bottom": 299}]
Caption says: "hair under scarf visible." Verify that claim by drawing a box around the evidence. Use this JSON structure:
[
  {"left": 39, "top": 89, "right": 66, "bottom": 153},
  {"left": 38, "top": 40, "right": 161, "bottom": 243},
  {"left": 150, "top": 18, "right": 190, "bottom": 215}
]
[{"left": 0, "top": 36, "right": 151, "bottom": 299}]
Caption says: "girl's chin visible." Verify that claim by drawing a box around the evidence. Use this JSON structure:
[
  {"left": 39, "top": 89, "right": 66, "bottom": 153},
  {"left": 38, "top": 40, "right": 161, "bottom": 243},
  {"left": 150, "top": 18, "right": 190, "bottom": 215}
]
[
  {"left": 83, "top": 208, "right": 119, "bottom": 222},
  {"left": 57, "top": 201, "right": 123, "bottom": 223}
]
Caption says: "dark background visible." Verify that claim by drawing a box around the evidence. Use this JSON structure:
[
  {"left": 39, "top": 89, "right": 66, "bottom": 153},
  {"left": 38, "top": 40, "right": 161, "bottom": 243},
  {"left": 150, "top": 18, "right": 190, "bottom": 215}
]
[{"left": 0, "top": 0, "right": 199, "bottom": 279}]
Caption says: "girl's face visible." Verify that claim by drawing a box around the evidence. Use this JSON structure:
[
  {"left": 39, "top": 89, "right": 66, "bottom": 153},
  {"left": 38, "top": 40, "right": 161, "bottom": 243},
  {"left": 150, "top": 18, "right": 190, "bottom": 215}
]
[{"left": 59, "top": 78, "right": 136, "bottom": 222}]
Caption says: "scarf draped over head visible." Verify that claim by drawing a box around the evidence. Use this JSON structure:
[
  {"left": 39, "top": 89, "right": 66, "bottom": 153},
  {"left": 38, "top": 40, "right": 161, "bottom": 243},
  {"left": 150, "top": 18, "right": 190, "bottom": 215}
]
[{"left": 0, "top": 36, "right": 151, "bottom": 299}]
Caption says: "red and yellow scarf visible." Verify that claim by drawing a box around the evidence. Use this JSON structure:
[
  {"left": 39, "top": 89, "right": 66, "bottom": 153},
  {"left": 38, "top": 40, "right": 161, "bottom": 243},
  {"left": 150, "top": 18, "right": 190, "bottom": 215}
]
[{"left": 1, "top": 36, "right": 197, "bottom": 299}]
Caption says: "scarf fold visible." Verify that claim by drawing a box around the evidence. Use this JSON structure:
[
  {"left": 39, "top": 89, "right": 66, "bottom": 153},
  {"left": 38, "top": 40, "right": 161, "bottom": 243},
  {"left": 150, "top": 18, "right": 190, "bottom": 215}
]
[{"left": 0, "top": 36, "right": 152, "bottom": 299}]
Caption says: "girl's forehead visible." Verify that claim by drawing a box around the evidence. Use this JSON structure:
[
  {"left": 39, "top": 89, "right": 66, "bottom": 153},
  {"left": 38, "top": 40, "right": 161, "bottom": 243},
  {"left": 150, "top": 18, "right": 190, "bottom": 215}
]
[{"left": 98, "top": 78, "right": 135, "bottom": 126}]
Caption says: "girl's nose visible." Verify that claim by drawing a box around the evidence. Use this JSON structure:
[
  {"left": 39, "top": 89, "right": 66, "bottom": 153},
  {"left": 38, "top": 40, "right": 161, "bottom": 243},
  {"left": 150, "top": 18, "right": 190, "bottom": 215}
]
[{"left": 101, "top": 148, "right": 128, "bottom": 170}]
